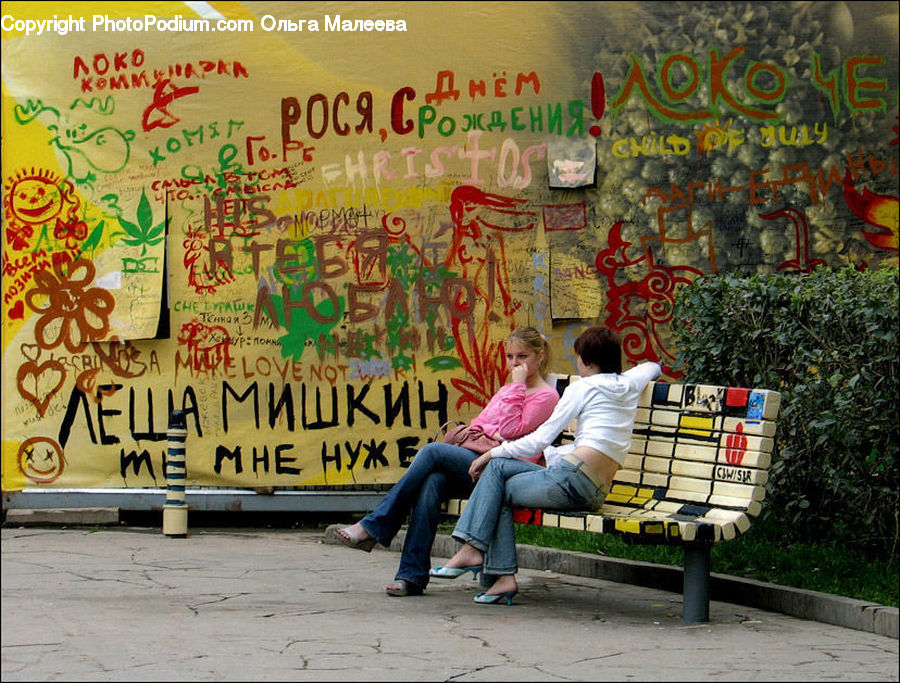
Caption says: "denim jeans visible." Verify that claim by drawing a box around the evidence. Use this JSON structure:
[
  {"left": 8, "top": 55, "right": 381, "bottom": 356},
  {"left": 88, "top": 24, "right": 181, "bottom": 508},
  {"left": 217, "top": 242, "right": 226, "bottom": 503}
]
[
  {"left": 452, "top": 457, "right": 608, "bottom": 576},
  {"left": 359, "top": 442, "right": 478, "bottom": 589}
]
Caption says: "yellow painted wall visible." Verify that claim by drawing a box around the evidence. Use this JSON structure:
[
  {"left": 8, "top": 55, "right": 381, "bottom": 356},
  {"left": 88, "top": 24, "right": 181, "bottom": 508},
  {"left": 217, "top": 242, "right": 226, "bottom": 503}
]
[{"left": 2, "top": 1, "right": 897, "bottom": 491}]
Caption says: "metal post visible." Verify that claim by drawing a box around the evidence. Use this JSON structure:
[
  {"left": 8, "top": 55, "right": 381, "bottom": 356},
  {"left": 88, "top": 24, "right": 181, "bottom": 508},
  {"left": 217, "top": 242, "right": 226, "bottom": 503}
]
[
  {"left": 163, "top": 410, "right": 188, "bottom": 537},
  {"left": 683, "top": 542, "right": 711, "bottom": 623}
]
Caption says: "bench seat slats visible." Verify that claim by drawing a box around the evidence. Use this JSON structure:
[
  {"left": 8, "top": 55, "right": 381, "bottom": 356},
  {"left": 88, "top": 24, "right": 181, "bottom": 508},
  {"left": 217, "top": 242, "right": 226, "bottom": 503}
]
[
  {"left": 707, "top": 493, "right": 763, "bottom": 515},
  {"left": 623, "top": 499, "right": 685, "bottom": 514},
  {"left": 540, "top": 511, "right": 717, "bottom": 543},
  {"left": 445, "top": 499, "right": 466, "bottom": 516},
  {"left": 603, "top": 490, "right": 761, "bottom": 517},
  {"left": 444, "top": 497, "right": 760, "bottom": 544},
  {"left": 596, "top": 506, "right": 751, "bottom": 539},
  {"left": 609, "top": 475, "right": 764, "bottom": 501},
  {"left": 584, "top": 475, "right": 764, "bottom": 516}
]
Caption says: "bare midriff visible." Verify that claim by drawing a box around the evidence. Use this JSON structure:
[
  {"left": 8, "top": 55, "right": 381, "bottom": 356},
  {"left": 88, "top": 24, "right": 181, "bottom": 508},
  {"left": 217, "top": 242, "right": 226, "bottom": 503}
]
[{"left": 571, "top": 445, "right": 621, "bottom": 487}]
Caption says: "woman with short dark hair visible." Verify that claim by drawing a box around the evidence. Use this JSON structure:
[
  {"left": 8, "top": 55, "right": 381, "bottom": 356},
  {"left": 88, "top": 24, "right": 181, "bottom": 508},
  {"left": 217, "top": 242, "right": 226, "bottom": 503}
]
[{"left": 431, "top": 325, "right": 661, "bottom": 605}]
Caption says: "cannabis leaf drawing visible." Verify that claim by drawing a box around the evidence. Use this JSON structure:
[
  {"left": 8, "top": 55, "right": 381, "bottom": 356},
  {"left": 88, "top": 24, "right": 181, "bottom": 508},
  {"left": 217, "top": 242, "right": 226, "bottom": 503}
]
[{"left": 113, "top": 189, "right": 166, "bottom": 256}]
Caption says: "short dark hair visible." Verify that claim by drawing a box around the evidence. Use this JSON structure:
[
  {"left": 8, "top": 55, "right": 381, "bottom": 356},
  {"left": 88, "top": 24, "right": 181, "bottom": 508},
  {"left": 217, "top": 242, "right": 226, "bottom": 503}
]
[{"left": 573, "top": 326, "right": 622, "bottom": 374}]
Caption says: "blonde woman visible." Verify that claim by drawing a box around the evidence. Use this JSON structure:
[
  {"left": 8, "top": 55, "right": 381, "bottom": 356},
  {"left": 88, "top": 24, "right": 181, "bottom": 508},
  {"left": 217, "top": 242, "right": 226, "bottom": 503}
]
[{"left": 336, "top": 327, "right": 559, "bottom": 597}]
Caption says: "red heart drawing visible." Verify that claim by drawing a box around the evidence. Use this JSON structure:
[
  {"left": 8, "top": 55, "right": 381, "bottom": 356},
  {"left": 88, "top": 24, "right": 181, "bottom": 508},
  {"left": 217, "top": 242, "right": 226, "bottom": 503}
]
[
  {"left": 17, "top": 360, "right": 67, "bottom": 416},
  {"left": 10, "top": 300, "right": 25, "bottom": 319}
]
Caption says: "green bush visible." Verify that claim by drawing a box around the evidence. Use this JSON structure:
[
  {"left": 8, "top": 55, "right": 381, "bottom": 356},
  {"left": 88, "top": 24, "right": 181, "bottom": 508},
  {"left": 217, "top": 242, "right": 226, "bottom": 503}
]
[{"left": 672, "top": 265, "right": 899, "bottom": 563}]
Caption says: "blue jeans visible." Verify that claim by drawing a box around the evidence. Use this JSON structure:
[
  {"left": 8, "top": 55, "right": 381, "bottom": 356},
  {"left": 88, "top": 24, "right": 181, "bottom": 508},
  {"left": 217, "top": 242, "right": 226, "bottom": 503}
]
[
  {"left": 452, "top": 457, "right": 608, "bottom": 576},
  {"left": 359, "top": 442, "right": 479, "bottom": 589}
]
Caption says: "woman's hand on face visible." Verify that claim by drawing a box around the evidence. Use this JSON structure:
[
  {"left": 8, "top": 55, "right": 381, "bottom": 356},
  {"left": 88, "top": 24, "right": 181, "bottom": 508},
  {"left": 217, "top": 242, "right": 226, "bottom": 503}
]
[
  {"left": 468, "top": 452, "right": 492, "bottom": 481},
  {"left": 510, "top": 364, "right": 528, "bottom": 384}
]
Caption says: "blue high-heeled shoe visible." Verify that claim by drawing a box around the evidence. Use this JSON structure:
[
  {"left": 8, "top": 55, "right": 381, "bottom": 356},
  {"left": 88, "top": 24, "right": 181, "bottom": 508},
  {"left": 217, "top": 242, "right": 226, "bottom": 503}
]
[
  {"left": 429, "top": 565, "right": 483, "bottom": 580},
  {"left": 473, "top": 590, "right": 517, "bottom": 606}
]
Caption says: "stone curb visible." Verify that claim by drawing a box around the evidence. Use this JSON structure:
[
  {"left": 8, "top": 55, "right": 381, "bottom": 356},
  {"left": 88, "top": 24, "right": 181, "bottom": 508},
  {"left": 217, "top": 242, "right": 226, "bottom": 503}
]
[
  {"left": 4, "top": 507, "right": 120, "bottom": 526},
  {"left": 392, "top": 530, "right": 898, "bottom": 640}
]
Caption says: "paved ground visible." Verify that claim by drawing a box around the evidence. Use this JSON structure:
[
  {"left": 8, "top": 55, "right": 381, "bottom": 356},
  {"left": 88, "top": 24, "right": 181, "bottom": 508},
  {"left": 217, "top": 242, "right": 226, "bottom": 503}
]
[{"left": 2, "top": 525, "right": 897, "bottom": 681}]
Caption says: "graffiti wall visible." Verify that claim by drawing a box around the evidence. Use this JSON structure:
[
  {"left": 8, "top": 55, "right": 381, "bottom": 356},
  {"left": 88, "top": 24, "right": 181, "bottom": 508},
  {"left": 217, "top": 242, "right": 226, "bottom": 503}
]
[{"left": 2, "top": 1, "right": 897, "bottom": 492}]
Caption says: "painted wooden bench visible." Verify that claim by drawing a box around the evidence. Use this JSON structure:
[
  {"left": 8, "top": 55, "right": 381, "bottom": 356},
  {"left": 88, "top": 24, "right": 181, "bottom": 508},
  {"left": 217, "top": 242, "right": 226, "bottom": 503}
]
[{"left": 446, "top": 377, "right": 782, "bottom": 623}]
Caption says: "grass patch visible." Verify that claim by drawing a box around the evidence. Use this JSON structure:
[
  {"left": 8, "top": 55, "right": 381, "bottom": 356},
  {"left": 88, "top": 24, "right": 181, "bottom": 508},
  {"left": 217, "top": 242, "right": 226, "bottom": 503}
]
[{"left": 440, "top": 519, "right": 898, "bottom": 607}]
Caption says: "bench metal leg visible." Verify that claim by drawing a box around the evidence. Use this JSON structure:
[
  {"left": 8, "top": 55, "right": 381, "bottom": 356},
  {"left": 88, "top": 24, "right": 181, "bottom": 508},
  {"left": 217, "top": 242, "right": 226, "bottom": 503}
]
[{"left": 683, "top": 542, "right": 711, "bottom": 623}]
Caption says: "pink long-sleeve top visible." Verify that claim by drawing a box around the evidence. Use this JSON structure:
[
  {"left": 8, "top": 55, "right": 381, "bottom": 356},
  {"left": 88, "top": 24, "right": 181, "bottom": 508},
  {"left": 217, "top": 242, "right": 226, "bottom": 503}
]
[{"left": 468, "top": 381, "right": 559, "bottom": 444}]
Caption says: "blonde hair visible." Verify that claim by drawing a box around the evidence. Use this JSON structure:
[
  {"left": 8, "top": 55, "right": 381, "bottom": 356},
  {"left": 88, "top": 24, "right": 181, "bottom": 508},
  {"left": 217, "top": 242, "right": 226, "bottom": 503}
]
[{"left": 506, "top": 326, "right": 552, "bottom": 376}]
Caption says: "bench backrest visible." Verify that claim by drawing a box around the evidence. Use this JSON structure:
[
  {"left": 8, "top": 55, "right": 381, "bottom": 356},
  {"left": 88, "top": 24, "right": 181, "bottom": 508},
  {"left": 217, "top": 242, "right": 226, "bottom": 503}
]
[
  {"left": 551, "top": 376, "right": 782, "bottom": 542},
  {"left": 625, "top": 381, "right": 781, "bottom": 515}
]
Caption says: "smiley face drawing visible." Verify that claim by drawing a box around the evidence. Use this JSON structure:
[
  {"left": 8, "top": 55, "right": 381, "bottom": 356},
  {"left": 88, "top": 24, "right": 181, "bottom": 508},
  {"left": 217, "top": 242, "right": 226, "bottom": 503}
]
[
  {"left": 5, "top": 168, "right": 84, "bottom": 252},
  {"left": 18, "top": 436, "right": 66, "bottom": 484},
  {"left": 9, "top": 172, "right": 65, "bottom": 225}
]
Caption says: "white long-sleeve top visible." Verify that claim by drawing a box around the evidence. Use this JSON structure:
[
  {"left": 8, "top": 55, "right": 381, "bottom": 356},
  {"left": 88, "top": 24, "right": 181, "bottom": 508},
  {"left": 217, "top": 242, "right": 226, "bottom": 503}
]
[{"left": 490, "top": 362, "right": 662, "bottom": 466}]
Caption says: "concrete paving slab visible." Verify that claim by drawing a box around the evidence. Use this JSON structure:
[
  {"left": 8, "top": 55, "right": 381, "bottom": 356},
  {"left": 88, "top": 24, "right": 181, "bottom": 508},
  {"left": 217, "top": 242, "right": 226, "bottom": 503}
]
[
  {"left": 2, "top": 527, "right": 897, "bottom": 681},
  {"left": 416, "top": 528, "right": 899, "bottom": 639}
]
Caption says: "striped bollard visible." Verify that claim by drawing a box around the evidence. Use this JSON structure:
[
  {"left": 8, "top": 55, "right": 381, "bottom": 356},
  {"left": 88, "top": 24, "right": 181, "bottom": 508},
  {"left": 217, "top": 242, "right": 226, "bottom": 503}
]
[{"left": 163, "top": 410, "right": 188, "bottom": 537}]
